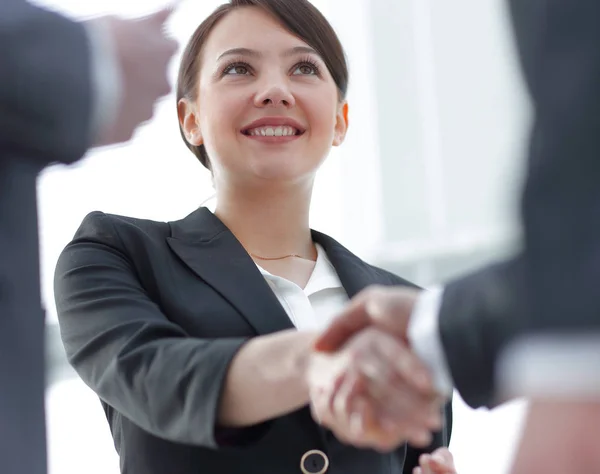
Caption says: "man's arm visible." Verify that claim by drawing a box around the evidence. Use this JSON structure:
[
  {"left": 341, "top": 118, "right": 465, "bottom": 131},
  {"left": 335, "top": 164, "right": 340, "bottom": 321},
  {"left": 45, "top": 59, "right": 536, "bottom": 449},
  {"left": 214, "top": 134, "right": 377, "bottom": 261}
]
[
  {"left": 0, "top": 0, "right": 94, "bottom": 165},
  {"left": 313, "top": 0, "right": 600, "bottom": 459},
  {"left": 416, "top": 0, "right": 600, "bottom": 407},
  {"left": 499, "top": 0, "right": 600, "bottom": 397},
  {"left": 1, "top": 1, "right": 178, "bottom": 167},
  {"left": 436, "top": 257, "right": 527, "bottom": 408}
]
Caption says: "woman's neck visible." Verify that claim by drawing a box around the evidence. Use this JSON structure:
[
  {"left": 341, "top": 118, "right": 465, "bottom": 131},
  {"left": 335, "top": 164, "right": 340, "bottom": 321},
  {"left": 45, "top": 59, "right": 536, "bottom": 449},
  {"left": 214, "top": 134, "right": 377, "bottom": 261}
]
[{"left": 214, "top": 180, "right": 316, "bottom": 260}]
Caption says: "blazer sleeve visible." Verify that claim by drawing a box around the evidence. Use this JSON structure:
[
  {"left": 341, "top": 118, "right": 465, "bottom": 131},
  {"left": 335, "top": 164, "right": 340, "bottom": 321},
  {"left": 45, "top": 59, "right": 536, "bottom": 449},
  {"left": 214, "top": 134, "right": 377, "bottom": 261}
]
[
  {"left": 511, "top": 0, "right": 600, "bottom": 339},
  {"left": 54, "top": 211, "right": 251, "bottom": 448},
  {"left": 437, "top": 257, "right": 527, "bottom": 409},
  {"left": 401, "top": 400, "right": 453, "bottom": 473},
  {"left": 436, "top": 0, "right": 600, "bottom": 409},
  {"left": 0, "top": 0, "right": 92, "bottom": 165}
]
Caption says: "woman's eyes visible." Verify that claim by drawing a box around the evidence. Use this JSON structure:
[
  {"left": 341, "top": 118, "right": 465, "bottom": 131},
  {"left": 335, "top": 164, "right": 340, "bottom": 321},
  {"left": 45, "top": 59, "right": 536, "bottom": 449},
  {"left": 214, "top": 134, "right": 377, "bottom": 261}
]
[
  {"left": 223, "top": 63, "right": 251, "bottom": 76},
  {"left": 222, "top": 61, "right": 320, "bottom": 77},
  {"left": 292, "top": 62, "right": 319, "bottom": 76}
]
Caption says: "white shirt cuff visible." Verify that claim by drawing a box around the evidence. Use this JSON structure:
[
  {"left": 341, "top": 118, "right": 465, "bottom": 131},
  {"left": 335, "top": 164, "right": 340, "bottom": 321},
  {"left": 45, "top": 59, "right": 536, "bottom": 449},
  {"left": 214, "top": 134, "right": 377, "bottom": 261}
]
[
  {"left": 408, "top": 286, "right": 454, "bottom": 397},
  {"left": 498, "top": 334, "right": 600, "bottom": 400},
  {"left": 83, "top": 18, "right": 122, "bottom": 146}
]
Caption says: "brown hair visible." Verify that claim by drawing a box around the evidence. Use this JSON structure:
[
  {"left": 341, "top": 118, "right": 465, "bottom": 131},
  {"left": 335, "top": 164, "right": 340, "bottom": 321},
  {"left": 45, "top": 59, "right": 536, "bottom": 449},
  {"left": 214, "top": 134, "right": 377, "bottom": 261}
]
[{"left": 176, "top": 0, "right": 349, "bottom": 169}]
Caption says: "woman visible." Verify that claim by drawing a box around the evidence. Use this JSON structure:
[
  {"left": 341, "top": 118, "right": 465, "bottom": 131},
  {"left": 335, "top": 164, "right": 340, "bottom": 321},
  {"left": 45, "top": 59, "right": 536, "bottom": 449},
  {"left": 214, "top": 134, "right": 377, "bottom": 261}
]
[{"left": 54, "top": 1, "right": 455, "bottom": 473}]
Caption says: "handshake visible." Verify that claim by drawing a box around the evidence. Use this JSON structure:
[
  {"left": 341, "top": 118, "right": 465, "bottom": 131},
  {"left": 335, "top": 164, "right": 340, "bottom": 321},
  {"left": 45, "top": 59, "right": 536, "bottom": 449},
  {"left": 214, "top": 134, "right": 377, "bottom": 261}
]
[{"left": 306, "top": 286, "right": 456, "bottom": 474}]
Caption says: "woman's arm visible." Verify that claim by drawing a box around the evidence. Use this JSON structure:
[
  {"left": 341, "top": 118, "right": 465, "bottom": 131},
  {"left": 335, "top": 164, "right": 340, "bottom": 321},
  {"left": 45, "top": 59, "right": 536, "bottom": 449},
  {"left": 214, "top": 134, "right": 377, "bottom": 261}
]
[
  {"left": 217, "top": 329, "right": 316, "bottom": 427},
  {"left": 54, "top": 212, "right": 316, "bottom": 448}
]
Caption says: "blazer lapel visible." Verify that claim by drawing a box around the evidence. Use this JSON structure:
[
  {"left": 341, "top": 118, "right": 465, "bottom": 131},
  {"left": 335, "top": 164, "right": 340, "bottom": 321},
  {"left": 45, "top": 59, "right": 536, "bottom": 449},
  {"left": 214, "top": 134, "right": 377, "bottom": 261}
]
[
  {"left": 166, "top": 207, "right": 295, "bottom": 335},
  {"left": 311, "top": 230, "right": 398, "bottom": 296}
]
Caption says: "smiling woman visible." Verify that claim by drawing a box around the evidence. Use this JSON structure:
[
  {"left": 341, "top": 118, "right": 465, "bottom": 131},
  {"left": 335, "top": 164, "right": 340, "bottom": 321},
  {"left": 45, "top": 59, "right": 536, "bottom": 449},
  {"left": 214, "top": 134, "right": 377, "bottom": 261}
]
[
  {"left": 52, "top": 1, "right": 452, "bottom": 473},
  {"left": 176, "top": 0, "right": 348, "bottom": 175}
]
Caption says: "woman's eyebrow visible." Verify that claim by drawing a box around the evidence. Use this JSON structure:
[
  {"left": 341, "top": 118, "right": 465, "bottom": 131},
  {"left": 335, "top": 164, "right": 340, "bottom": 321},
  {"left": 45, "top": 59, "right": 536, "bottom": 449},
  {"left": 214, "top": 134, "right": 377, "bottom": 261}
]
[
  {"left": 216, "top": 46, "right": 320, "bottom": 61},
  {"left": 281, "top": 46, "right": 319, "bottom": 57},
  {"left": 217, "top": 47, "right": 261, "bottom": 61}
]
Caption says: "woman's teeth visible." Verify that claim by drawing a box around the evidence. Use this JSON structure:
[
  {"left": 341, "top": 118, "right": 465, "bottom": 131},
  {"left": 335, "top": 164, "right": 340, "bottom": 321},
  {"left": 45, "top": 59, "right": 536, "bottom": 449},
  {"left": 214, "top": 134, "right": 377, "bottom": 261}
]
[{"left": 246, "top": 126, "right": 298, "bottom": 137}]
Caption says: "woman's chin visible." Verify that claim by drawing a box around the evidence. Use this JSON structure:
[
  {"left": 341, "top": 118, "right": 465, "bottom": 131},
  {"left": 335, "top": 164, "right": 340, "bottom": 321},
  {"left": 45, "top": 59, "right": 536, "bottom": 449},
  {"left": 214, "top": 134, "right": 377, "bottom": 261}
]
[
  {"left": 247, "top": 165, "right": 315, "bottom": 184},
  {"left": 244, "top": 156, "right": 317, "bottom": 182}
]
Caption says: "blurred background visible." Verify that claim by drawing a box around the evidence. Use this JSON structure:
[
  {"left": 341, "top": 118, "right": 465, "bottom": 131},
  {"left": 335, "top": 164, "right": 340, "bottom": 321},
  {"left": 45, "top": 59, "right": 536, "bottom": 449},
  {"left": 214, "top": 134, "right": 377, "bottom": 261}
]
[{"left": 35, "top": 0, "right": 531, "bottom": 472}]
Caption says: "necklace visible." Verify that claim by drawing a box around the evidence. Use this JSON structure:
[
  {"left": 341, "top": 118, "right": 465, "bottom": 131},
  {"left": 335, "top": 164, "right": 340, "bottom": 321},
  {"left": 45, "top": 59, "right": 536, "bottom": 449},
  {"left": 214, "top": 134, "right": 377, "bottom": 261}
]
[{"left": 250, "top": 253, "right": 304, "bottom": 261}]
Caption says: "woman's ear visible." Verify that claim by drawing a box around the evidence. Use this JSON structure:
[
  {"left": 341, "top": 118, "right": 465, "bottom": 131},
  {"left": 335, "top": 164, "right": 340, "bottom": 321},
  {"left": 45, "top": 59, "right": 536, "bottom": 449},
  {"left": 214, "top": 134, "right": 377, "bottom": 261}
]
[
  {"left": 333, "top": 101, "right": 349, "bottom": 146},
  {"left": 177, "top": 98, "right": 203, "bottom": 146}
]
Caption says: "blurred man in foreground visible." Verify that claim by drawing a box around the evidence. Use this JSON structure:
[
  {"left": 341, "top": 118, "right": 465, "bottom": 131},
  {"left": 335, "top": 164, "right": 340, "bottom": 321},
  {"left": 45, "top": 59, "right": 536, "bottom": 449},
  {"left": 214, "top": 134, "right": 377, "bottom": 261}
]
[
  {"left": 310, "top": 1, "right": 600, "bottom": 473},
  {"left": 0, "top": 2, "right": 178, "bottom": 472}
]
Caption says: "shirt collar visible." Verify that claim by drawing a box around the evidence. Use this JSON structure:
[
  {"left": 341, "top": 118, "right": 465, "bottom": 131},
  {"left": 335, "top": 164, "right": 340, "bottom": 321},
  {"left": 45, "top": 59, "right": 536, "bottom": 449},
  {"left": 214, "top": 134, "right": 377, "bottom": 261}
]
[
  {"left": 256, "top": 243, "right": 344, "bottom": 296},
  {"left": 304, "top": 244, "right": 344, "bottom": 296}
]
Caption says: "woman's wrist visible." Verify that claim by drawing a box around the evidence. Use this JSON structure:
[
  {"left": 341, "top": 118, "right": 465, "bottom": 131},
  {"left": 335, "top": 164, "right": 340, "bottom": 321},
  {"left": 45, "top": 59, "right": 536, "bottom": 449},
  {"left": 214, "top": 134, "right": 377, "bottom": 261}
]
[{"left": 291, "top": 331, "right": 319, "bottom": 395}]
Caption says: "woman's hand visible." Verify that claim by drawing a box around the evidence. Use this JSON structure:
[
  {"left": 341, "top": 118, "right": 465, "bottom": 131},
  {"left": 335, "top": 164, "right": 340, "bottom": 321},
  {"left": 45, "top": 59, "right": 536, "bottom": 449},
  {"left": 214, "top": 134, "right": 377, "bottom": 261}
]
[
  {"left": 307, "top": 327, "right": 444, "bottom": 451},
  {"left": 414, "top": 447, "right": 457, "bottom": 474}
]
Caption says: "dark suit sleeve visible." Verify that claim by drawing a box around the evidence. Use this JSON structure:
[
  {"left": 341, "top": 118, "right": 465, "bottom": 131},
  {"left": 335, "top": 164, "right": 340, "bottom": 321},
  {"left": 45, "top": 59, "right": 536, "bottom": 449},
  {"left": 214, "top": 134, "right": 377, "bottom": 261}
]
[
  {"left": 54, "top": 212, "right": 250, "bottom": 448},
  {"left": 512, "top": 0, "right": 600, "bottom": 337},
  {"left": 401, "top": 400, "right": 452, "bottom": 473},
  {"left": 439, "top": 0, "right": 600, "bottom": 408},
  {"left": 0, "top": 0, "right": 92, "bottom": 165},
  {"left": 438, "top": 258, "right": 527, "bottom": 408}
]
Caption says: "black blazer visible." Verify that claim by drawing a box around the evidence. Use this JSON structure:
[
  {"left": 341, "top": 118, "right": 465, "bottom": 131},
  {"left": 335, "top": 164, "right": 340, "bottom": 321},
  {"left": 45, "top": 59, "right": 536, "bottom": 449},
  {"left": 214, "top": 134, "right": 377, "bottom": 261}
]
[{"left": 54, "top": 207, "right": 452, "bottom": 474}]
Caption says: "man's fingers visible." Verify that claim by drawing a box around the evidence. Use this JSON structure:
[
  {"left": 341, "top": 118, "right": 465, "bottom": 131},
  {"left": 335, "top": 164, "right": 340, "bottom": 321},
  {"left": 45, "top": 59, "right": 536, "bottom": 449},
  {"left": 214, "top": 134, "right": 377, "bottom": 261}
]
[
  {"left": 428, "top": 459, "right": 455, "bottom": 474},
  {"left": 431, "top": 447, "right": 454, "bottom": 465},
  {"left": 314, "top": 285, "right": 419, "bottom": 352},
  {"left": 147, "top": 4, "right": 178, "bottom": 24},
  {"left": 373, "top": 332, "right": 434, "bottom": 393},
  {"left": 313, "top": 286, "right": 393, "bottom": 352},
  {"left": 425, "top": 448, "right": 456, "bottom": 474},
  {"left": 314, "top": 302, "right": 370, "bottom": 352},
  {"left": 357, "top": 362, "right": 441, "bottom": 431},
  {"left": 364, "top": 288, "right": 415, "bottom": 338}
]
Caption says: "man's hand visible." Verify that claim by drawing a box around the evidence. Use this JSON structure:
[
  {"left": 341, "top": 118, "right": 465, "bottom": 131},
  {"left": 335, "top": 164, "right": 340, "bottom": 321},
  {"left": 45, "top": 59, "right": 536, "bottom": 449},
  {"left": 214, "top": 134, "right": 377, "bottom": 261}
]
[
  {"left": 511, "top": 400, "right": 600, "bottom": 474},
  {"left": 415, "top": 447, "right": 457, "bottom": 474},
  {"left": 308, "top": 327, "right": 443, "bottom": 451},
  {"left": 314, "top": 285, "right": 421, "bottom": 353},
  {"left": 90, "top": 8, "right": 179, "bottom": 146}
]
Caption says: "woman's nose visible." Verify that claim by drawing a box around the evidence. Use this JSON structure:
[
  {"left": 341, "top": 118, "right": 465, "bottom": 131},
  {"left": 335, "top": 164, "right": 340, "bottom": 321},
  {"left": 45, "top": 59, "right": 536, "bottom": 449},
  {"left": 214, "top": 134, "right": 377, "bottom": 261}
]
[{"left": 254, "top": 82, "right": 295, "bottom": 108}]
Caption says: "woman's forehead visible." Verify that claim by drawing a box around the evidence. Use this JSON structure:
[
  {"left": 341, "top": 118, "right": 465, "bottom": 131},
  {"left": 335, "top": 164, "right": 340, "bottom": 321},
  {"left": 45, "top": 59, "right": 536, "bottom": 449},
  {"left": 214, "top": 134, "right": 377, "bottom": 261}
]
[{"left": 201, "top": 7, "right": 313, "bottom": 61}]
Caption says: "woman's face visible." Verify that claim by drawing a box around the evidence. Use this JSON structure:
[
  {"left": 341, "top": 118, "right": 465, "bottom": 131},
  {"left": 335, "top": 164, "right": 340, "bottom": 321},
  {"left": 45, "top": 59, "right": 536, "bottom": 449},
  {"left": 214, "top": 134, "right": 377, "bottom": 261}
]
[{"left": 180, "top": 7, "right": 348, "bottom": 185}]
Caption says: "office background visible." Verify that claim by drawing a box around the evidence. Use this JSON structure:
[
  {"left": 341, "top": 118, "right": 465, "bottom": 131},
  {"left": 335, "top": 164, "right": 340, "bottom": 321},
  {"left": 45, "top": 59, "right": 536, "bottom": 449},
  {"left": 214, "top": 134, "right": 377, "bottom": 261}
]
[{"left": 34, "top": 0, "right": 529, "bottom": 472}]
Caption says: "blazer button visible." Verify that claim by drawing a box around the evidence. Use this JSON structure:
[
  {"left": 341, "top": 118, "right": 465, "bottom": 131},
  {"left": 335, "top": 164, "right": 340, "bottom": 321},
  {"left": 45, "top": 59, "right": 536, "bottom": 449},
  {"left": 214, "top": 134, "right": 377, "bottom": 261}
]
[{"left": 300, "top": 449, "right": 329, "bottom": 474}]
